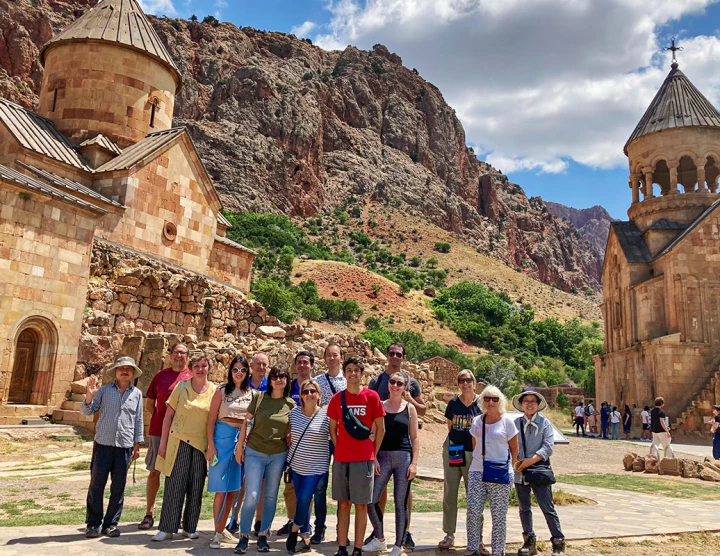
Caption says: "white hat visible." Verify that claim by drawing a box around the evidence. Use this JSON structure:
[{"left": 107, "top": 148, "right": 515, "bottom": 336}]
[
  {"left": 105, "top": 356, "right": 142, "bottom": 380},
  {"left": 512, "top": 387, "right": 548, "bottom": 412}
]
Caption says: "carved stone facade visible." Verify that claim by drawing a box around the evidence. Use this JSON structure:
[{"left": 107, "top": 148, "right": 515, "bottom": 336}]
[
  {"left": 0, "top": 0, "right": 255, "bottom": 418},
  {"left": 596, "top": 60, "right": 720, "bottom": 436}
]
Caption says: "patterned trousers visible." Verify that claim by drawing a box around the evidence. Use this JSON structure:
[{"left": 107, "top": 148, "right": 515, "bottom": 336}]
[
  {"left": 466, "top": 470, "right": 512, "bottom": 555},
  {"left": 158, "top": 441, "right": 207, "bottom": 534}
]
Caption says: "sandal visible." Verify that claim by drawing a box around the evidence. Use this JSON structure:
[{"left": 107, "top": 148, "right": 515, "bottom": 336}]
[
  {"left": 138, "top": 514, "right": 154, "bottom": 530},
  {"left": 438, "top": 535, "right": 455, "bottom": 549},
  {"left": 478, "top": 545, "right": 491, "bottom": 556}
]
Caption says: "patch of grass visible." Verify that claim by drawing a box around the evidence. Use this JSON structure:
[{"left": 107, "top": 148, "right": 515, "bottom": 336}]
[
  {"left": 557, "top": 473, "right": 720, "bottom": 500},
  {"left": 69, "top": 460, "right": 90, "bottom": 471}
]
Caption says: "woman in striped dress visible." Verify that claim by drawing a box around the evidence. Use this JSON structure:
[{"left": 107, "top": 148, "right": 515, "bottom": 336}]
[{"left": 284, "top": 379, "right": 330, "bottom": 554}]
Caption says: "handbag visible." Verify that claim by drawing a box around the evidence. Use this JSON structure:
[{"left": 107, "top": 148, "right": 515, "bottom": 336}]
[
  {"left": 447, "top": 444, "right": 466, "bottom": 467},
  {"left": 519, "top": 420, "right": 556, "bottom": 486},
  {"left": 481, "top": 416, "right": 511, "bottom": 484},
  {"left": 285, "top": 409, "right": 321, "bottom": 483},
  {"left": 340, "top": 391, "right": 372, "bottom": 440}
]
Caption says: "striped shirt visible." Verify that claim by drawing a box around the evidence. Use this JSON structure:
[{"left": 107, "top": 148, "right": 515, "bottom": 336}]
[
  {"left": 81, "top": 382, "right": 144, "bottom": 448},
  {"left": 316, "top": 372, "right": 346, "bottom": 406},
  {"left": 287, "top": 407, "right": 330, "bottom": 476}
]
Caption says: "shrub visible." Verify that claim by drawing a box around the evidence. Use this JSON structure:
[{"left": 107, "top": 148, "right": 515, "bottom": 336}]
[
  {"left": 302, "top": 72, "right": 314, "bottom": 81},
  {"left": 434, "top": 242, "right": 451, "bottom": 253},
  {"left": 556, "top": 391, "right": 569, "bottom": 409}
]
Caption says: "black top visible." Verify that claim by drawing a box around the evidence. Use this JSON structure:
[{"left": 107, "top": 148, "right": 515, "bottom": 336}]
[
  {"left": 650, "top": 407, "right": 666, "bottom": 433},
  {"left": 380, "top": 404, "right": 412, "bottom": 452},
  {"left": 445, "top": 395, "right": 482, "bottom": 451},
  {"left": 714, "top": 415, "right": 720, "bottom": 440},
  {"left": 369, "top": 372, "right": 421, "bottom": 401}
]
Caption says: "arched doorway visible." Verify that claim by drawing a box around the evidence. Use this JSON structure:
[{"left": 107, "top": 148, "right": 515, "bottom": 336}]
[{"left": 9, "top": 330, "right": 39, "bottom": 403}]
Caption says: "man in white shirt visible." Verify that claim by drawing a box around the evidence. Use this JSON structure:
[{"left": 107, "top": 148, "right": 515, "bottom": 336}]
[
  {"left": 640, "top": 406, "right": 651, "bottom": 441},
  {"left": 574, "top": 402, "right": 586, "bottom": 437}
]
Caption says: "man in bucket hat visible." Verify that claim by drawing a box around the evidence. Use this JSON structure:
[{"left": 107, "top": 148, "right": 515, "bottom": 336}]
[
  {"left": 511, "top": 388, "right": 565, "bottom": 556},
  {"left": 80, "top": 356, "right": 144, "bottom": 538}
]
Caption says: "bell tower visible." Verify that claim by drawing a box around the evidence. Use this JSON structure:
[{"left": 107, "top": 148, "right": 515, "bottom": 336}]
[{"left": 36, "top": 0, "right": 182, "bottom": 149}]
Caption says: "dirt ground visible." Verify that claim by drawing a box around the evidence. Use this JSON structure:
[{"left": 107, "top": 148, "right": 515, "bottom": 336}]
[{"left": 562, "top": 532, "right": 720, "bottom": 555}]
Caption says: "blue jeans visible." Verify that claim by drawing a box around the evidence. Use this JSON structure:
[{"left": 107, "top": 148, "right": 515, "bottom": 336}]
[
  {"left": 713, "top": 436, "right": 720, "bottom": 460},
  {"left": 515, "top": 482, "right": 564, "bottom": 540},
  {"left": 601, "top": 418, "right": 608, "bottom": 438},
  {"left": 292, "top": 471, "right": 324, "bottom": 535},
  {"left": 240, "top": 447, "right": 287, "bottom": 535},
  {"left": 86, "top": 442, "right": 132, "bottom": 529},
  {"left": 313, "top": 440, "right": 333, "bottom": 530},
  {"left": 611, "top": 422, "right": 620, "bottom": 440}
]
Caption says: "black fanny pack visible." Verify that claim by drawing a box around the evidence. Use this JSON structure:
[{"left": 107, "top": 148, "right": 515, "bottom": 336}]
[{"left": 341, "top": 391, "right": 372, "bottom": 440}]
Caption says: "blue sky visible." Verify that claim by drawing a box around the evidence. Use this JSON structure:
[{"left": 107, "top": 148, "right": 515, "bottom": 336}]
[{"left": 144, "top": 1, "right": 720, "bottom": 219}]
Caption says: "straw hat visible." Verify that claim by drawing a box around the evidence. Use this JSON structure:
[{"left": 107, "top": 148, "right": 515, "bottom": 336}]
[
  {"left": 512, "top": 387, "right": 547, "bottom": 412},
  {"left": 105, "top": 356, "right": 142, "bottom": 380}
]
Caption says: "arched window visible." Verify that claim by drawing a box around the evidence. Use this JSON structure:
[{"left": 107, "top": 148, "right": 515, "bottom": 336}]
[
  {"left": 149, "top": 102, "right": 157, "bottom": 128},
  {"left": 677, "top": 155, "right": 697, "bottom": 192}
]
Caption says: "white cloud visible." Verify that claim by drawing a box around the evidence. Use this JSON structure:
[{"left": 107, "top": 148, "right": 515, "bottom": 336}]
[
  {"left": 138, "top": 0, "right": 177, "bottom": 16},
  {"left": 315, "top": 0, "right": 720, "bottom": 174},
  {"left": 214, "top": 0, "right": 228, "bottom": 19},
  {"left": 291, "top": 21, "right": 317, "bottom": 37}
]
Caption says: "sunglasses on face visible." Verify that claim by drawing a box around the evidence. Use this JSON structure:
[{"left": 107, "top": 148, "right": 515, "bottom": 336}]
[
  {"left": 269, "top": 375, "right": 287, "bottom": 381},
  {"left": 483, "top": 396, "right": 500, "bottom": 403},
  {"left": 387, "top": 351, "right": 404, "bottom": 358},
  {"left": 301, "top": 389, "right": 318, "bottom": 395},
  {"left": 388, "top": 379, "right": 405, "bottom": 387},
  {"left": 232, "top": 367, "right": 247, "bottom": 374},
  {"left": 458, "top": 378, "right": 473, "bottom": 384}
]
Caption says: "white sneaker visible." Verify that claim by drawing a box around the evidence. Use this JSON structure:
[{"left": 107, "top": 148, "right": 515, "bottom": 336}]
[
  {"left": 210, "top": 532, "right": 222, "bottom": 549},
  {"left": 152, "top": 531, "right": 173, "bottom": 541},
  {"left": 363, "top": 537, "right": 387, "bottom": 552},
  {"left": 222, "top": 529, "right": 237, "bottom": 543},
  {"left": 389, "top": 546, "right": 403, "bottom": 556},
  {"left": 182, "top": 530, "right": 199, "bottom": 539}
]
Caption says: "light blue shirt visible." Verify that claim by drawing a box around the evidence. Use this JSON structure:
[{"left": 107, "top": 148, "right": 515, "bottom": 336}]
[{"left": 81, "top": 382, "right": 144, "bottom": 448}]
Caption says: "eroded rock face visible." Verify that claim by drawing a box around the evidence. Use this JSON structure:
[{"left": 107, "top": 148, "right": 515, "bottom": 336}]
[{"left": 0, "top": 0, "right": 602, "bottom": 291}]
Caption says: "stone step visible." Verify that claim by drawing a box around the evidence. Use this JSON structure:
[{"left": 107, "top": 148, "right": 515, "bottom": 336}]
[
  {"left": 69, "top": 394, "right": 86, "bottom": 403},
  {"left": 52, "top": 409, "right": 93, "bottom": 425},
  {"left": 61, "top": 401, "right": 83, "bottom": 411},
  {"left": 20, "top": 418, "right": 47, "bottom": 426}
]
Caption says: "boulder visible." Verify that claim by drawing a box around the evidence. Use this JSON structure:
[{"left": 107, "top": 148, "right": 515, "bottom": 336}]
[
  {"left": 700, "top": 467, "right": 720, "bottom": 482},
  {"left": 77, "top": 335, "right": 114, "bottom": 367},
  {"left": 632, "top": 456, "right": 645, "bottom": 472},
  {"left": 681, "top": 459, "right": 701, "bottom": 479},
  {"left": 643, "top": 455, "right": 659, "bottom": 474},
  {"left": 70, "top": 377, "right": 91, "bottom": 395},
  {"left": 658, "top": 457, "right": 682, "bottom": 476},
  {"left": 258, "top": 325, "right": 286, "bottom": 339},
  {"left": 622, "top": 451, "right": 637, "bottom": 471}
]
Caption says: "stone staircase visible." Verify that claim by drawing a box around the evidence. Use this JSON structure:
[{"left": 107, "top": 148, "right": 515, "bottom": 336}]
[
  {"left": 672, "top": 368, "right": 719, "bottom": 442},
  {"left": 51, "top": 394, "right": 96, "bottom": 432}
]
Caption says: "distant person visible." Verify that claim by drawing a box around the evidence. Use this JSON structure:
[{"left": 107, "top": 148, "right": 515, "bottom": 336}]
[
  {"left": 649, "top": 397, "right": 674, "bottom": 459},
  {"left": 141, "top": 342, "right": 191, "bottom": 531},
  {"left": 711, "top": 405, "right": 720, "bottom": 460},
  {"left": 311, "top": 343, "right": 347, "bottom": 544},
  {"left": 622, "top": 404, "right": 632, "bottom": 440},
  {"left": 81, "top": 357, "right": 143, "bottom": 538},
  {"left": 574, "top": 402, "right": 586, "bottom": 437},
  {"left": 640, "top": 406, "right": 651, "bottom": 442},
  {"left": 610, "top": 406, "right": 621, "bottom": 440},
  {"left": 437, "top": 370, "right": 483, "bottom": 551},
  {"left": 512, "top": 388, "right": 565, "bottom": 556},
  {"left": 599, "top": 402, "right": 609, "bottom": 439},
  {"left": 586, "top": 400, "right": 597, "bottom": 435},
  {"left": 328, "top": 358, "right": 385, "bottom": 556}
]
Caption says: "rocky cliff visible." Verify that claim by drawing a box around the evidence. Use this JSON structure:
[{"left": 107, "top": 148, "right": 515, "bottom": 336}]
[
  {"left": 546, "top": 202, "right": 615, "bottom": 263},
  {"left": 0, "top": 0, "right": 602, "bottom": 292}
]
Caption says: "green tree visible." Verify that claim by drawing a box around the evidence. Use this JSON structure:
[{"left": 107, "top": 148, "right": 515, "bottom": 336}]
[{"left": 300, "top": 304, "right": 322, "bottom": 326}]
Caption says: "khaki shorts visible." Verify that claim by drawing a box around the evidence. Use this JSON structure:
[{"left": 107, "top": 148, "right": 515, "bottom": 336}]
[
  {"left": 145, "top": 435, "right": 161, "bottom": 473},
  {"left": 332, "top": 460, "right": 374, "bottom": 505}
]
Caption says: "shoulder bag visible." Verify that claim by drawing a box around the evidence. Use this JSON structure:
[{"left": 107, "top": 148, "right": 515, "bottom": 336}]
[
  {"left": 341, "top": 390, "right": 372, "bottom": 440},
  {"left": 325, "top": 373, "right": 338, "bottom": 395},
  {"left": 285, "top": 409, "right": 321, "bottom": 483},
  {"left": 481, "top": 415, "right": 512, "bottom": 484},
  {"left": 519, "top": 421, "right": 556, "bottom": 485}
]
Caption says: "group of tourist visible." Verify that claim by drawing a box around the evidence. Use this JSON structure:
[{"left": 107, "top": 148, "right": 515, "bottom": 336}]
[{"left": 80, "top": 341, "right": 567, "bottom": 556}]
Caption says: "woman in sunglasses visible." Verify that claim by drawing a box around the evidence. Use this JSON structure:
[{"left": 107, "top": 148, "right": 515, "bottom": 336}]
[
  {"left": 363, "top": 371, "right": 420, "bottom": 556},
  {"left": 466, "top": 385, "right": 518, "bottom": 556},
  {"left": 438, "top": 370, "right": 483, "bottom": 551},
  {"left": 284, "top": 379, "right": 330, "bottom": 554},
  {"left": 206, "top": 356, "right": 253, "bottom": 549},
  {"left": 234, "top": 366, "right": 296, "bottom": 554}
]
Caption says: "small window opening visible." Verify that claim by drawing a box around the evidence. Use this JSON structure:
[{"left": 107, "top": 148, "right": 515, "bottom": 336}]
[
  {"left": 52, "top": 88, "right": 58, "bottom": 112},
  {"left": 149, "top": 103, "right": 156, "bottom": 128}
]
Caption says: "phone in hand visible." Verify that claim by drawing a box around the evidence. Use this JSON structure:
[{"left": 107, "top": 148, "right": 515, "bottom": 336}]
[{"left": 210, "top": 454, "right": 219, "bottom": 467}]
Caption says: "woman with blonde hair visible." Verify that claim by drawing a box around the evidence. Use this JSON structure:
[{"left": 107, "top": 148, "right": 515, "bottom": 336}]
[
  {"left": 154, "top": 351, "right": 217, "bottom": 542},
  {"left": 438, "top": 370, "right": 483, "bottom": 551},
  {"left": 284, "top": 379, "right": 330, "bottom": 554},
  {"left": 466, "top": 385, "right": 518, "bottom": 556}
]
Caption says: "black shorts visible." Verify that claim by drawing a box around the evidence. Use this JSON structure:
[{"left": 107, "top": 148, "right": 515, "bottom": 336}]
[{"left": 642, "top": 424, "right": 650, "bottom": 430}]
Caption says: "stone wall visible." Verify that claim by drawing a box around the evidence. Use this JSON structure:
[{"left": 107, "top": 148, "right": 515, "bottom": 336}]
[{"left": 424, "top": 356, "right": 461, "bottom": 389}]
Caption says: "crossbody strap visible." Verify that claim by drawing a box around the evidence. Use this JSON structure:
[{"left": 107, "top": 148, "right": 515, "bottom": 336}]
[
  {"left": 326, "top": 373, "right": 337, "bottom": 395},
  {"left": 287, "top": 409, "right": 320, "bottom": 467},
  {"left": 481, "top": 415, "right": 510, "bottom": 462}
]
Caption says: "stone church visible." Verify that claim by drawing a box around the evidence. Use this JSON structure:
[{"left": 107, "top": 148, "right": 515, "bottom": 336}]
[
  {"left": 0, "top": 0, "right": 255, "bottom": 414},
  {"left": 595, "top": 56, "right": 720, "bottom": 436}
]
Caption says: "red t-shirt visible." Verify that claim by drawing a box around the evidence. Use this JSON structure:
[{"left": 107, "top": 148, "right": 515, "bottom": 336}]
[
  {"left": 146, "top": 367, "right": 193, "bottom": 436},
  {"left": 327, "top": 387, "right": 385, "bottom": 462}
]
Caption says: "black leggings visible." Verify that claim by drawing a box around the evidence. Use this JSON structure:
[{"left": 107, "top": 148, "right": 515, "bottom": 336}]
[{"left": 367, "top": 450, "right": 412, "bottom": 548}]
